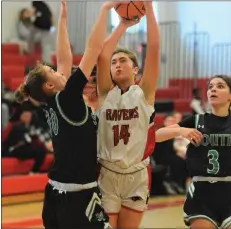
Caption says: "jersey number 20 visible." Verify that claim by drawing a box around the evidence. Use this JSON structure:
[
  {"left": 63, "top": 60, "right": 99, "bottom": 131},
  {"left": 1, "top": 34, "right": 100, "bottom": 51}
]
[
  {"left": 112, "top": 125, "right": 130, "bottom": 146},
  {"left": 207, "top": 149, "right": 220, "bottom": 175}
]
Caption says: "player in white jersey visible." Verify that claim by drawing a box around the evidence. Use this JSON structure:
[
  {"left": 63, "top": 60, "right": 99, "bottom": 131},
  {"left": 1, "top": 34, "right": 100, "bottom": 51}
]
[{"left": 96, "top": 2, "right": 159, "bottom": 228}]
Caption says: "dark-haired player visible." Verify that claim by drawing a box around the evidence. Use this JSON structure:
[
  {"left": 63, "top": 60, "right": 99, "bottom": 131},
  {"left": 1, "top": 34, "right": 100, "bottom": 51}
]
[{"left": 156, "top": 75, "right": 231, "bottom": 229}]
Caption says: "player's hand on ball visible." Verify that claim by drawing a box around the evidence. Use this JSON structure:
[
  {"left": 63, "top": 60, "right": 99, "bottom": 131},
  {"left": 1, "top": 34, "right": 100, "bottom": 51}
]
[
  {"left": 180, "top": 128, "right": 203, "bottom": 146},
  {"left": 143, "top": 1, "right": 153, "bottom": 5},
  {"left": 119, "top": 16, "right": 140, "bottom": 28},
  {"left": 142, "top": 1, "right": 153, "bottom": 11},
  {"left": 102, "top": 1, "right": 121, "bottom": 10}
]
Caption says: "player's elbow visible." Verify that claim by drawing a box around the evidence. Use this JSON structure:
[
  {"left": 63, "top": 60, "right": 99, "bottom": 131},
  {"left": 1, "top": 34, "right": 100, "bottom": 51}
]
[
  {"left": 155, "top": 137, "right": 164, "bottom": 143},
  {"left": 155, "top": 131, "right": 164, "bottom": 142},
  {"left": 87, "top": 43, "right": 104, "bottom": 59},
  {"left": 94, "top": 45, "right": 104, "bottom": 57}
]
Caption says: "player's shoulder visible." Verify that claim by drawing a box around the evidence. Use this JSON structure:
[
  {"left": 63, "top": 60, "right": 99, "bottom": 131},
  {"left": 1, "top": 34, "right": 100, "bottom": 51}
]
[
  {"left": 46, "top": 94, "right": 57, "bottom": 107},
  {"left": 106, "top": 85, "right": 119, "bottom": 96},
  {"left": 204, "top": 112, "right": 212, "bottom": 117},
  {"left": 42, "top": 94, "right": 58, "bottom": 114},
  {"left": 129, "top": 84, "right": 143, "bottom": 92}
]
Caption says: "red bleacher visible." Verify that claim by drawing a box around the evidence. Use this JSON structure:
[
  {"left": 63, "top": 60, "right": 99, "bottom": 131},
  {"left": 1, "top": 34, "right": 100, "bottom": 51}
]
[
  {"left": 2, "top": 43, "right": 20, "bottom": 54},
  {"left": 2, "top": 66, "right": 25, "bottom": 79},
  {"left": 1, "top": 43, "right": 45, "bottom": 91},
  {"left": 2, "top": 154, "right": 54, "bottom": 176},
  {"left": 2, "top": 155, "right": 53, "bottom": 196},
  {"left": 2, "top": 54, "right": 27, "bottom": 66},
  {"left": 2, "top": 66, "right": 25, "bottom": 90},
  {"left": 155, "top": 87, "right": 180, "bottom": 100},
  {"left": 2, "top": 174, "right": 48, "bottom": 196},
  {"left": 9, "top": 77, "right": 25, "bottom": 91},
  {"left": 169, "top": 78, "right": 208, "bottom": 101}
]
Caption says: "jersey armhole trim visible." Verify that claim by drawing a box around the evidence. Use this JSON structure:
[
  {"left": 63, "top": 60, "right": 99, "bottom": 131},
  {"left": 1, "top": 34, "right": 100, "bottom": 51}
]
[
  {"left": 55, "top": 92, "right": 89, "bottom": 126},
  {"left": 195, "top": 114, "right": 199, "bottom": 129},
  {"left": 138, "top": 85, "right": 155, "bottom": 113}
]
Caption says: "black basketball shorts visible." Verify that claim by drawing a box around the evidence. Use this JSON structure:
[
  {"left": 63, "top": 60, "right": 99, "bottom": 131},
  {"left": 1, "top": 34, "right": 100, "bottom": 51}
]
[
  {"left": 42, "top": 183, "right": 110, "bottom": 229},
  {"left": 184, "top": 181, "right": 231, "bottom": 228}
]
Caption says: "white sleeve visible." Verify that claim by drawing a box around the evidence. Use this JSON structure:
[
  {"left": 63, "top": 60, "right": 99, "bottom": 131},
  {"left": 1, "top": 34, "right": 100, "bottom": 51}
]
[{"left": 190, "top": 99, "right": 204, "bottom": 114}]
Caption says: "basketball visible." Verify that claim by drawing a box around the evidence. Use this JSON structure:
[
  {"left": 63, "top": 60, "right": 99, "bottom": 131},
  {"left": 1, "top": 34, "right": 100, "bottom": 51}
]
[{"left": 115, "top": 1, "right": 146, "bottom": 21}]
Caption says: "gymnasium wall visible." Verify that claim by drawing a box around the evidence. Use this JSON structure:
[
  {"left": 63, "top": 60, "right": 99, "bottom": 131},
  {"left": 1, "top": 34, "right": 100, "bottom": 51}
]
[
  {"left": 1, "top": 2, "right": 177, "bottom": 45},
  {"left": 66, "top": 2, "right": 102, "bottom": 54},
  {"left": 177, "top": 2, "right": 231, "bottom": 44},
  {"left": 175, "top": 1, "right": 231, "bottom": 78},
  {"left": 2, "top": 1, "right": 231, "bottom": 82},
  {"left": 2, "top": 1, "right": 231, "bottom": 45},
  {"left": 2, "top": 1, "right": 60, "bottom": 42}
]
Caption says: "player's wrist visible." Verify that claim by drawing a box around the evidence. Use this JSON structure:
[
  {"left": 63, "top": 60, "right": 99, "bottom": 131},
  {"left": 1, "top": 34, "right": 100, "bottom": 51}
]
[
  {"left": 144, "top": 2, "right": 154, "bottom": 15},
  {"left": 101, "top": 2, "right": 116, "bottom": 10},
  {"left": 143, "top": 1, "right": 153, "bottom": 8},
  {"left": 118, "top": 22, "right": 128, "bottom": 31},
  {"left": 176, "top": 127, "right": 183, "bottom": 137}
]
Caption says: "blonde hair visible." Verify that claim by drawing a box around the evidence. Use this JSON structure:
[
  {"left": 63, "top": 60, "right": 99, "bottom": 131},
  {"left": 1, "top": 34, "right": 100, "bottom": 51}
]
[{"left": 15, "top": 63, "right": 47, "bottom": 104}]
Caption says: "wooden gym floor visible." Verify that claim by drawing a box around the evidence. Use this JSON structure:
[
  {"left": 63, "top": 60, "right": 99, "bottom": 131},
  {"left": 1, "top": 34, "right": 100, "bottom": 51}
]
[{"left": 2, "top": 193, "right": 186, "bottom": 228}]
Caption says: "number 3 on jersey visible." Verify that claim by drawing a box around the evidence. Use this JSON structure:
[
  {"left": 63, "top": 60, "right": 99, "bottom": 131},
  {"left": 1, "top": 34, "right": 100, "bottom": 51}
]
[
  {"left": 207, "top": 149, "right": 220, "bottom": 175},
  {"left": 113, "top": 125, "right": 130, "bottom": 146}
]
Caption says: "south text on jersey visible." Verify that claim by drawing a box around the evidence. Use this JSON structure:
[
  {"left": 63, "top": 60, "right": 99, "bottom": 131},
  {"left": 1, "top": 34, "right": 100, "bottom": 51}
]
[{"left": 197, "top": 134, "right": 231, "bottom": 147}]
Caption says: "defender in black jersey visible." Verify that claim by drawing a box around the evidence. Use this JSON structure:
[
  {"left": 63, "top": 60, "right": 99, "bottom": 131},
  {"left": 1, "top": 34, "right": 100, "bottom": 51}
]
[
  {"left": 156, "top": 75, "right": 231, "bottom": 229},
  {"left": 14, "top": 1, "right": 117, "bottom": 228}
]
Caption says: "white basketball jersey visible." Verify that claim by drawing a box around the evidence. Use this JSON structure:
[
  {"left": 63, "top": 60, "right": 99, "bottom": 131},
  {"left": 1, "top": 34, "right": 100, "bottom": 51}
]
[{"left": 96, "top": 85, "right": 155, "bottom": 171}]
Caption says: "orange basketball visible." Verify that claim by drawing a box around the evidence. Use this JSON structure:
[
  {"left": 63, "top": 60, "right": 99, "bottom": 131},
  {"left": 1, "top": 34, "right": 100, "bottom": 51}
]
[{"left": 115, "top": 1, "right": 146, "bottom": 21}]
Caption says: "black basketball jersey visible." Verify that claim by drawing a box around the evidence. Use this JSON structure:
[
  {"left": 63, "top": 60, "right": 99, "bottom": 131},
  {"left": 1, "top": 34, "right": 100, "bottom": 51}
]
[
  {"left": 179, "top": 113, "right": 231, "bottom": 177},
  {"left": 42, "top": 68, "right": 98, "bottom": 184}
]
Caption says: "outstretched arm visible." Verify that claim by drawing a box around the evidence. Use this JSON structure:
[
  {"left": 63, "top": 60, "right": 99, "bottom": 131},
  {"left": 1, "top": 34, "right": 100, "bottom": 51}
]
[
  {"left": 56, "top": 2, "right": 118, "bottom": 123},
  {"left": 156, "top": 124, "right": 183, "bottom": 142},
  {"left": 139, "top": 2, "right": 159, "bottom": 105},
  {"left": 79, "top": 2, "right": 118, "bottom": 81},
  {"left": 56, "top": 0, "right": 72, "bottom": 78},
  {"left": 156, "top": 115, "right": 203, "bottom": 145},
  {"left": 97, "top": 18, "right": 138, "bottom": 97}
]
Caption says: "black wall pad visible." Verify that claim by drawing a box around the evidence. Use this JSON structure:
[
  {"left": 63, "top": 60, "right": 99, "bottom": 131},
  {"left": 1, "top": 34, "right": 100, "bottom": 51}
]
[{"left": 154, "top": 100, "right": 174, "bottom": 113}]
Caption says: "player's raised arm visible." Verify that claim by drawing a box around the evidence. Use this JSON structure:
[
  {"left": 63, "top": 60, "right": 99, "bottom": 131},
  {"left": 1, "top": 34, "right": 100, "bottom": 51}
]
[
  {"left": 139, "top": 2, "right": 159, "bottom": 105},
  {"left": 97, "top": 18, "right": 138, "bottom": 97},
  {"left": 56, "top": 0, "right": 72, "bottom": 78},
  {"left": 79, "top": 2, "right": 118, "bottom": 81}
]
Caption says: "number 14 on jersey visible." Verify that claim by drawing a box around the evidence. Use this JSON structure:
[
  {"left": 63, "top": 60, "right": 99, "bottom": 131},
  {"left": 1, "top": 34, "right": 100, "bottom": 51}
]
[{"left": 112, "top": 125, "right": 130, "bottom": 146}]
